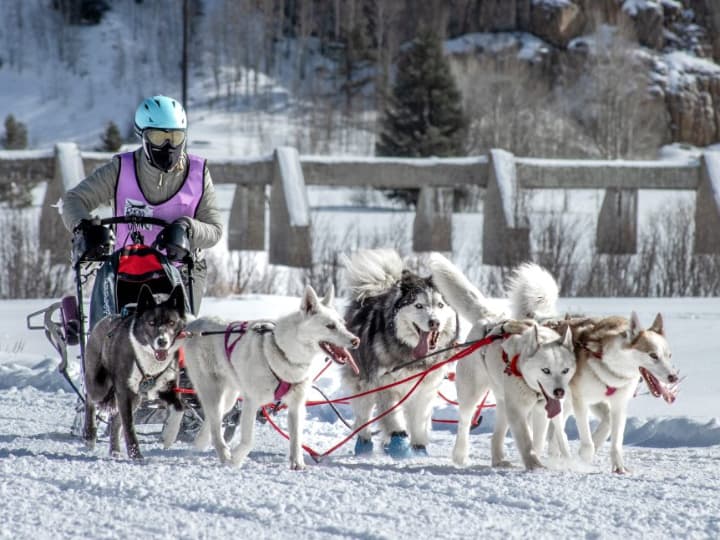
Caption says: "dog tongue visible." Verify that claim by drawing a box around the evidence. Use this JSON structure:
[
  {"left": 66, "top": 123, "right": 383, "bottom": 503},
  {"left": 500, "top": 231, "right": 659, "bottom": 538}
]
[
  {"left": 640, "top": 367, "right": 677, "bottom": 404},
  {"left": 413, "top": 330, "right": 430, "bottom": 359},
  {"left": 539, "top": 383, "right": 562, "bottom": 418},
  {"left": 326, "top": 343, "right": 360, "bottom": 375},
  {"left": 154, "top": 349, "right": 168, "bottom": 361}
]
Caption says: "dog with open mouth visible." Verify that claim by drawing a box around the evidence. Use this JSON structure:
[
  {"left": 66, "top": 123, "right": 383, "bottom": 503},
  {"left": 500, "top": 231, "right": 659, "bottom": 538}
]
[
  {"left": 83, "top": 285, "right": 187, "bottom": 460},
  {"left": 546, "top": 313, "right": 679, "bottom": 473},
  {"left": 340, "top": 249, "right": 458, "bottom": 458},
  {"left": 162, "top": 285, "right": 359, "bottom": 469}
]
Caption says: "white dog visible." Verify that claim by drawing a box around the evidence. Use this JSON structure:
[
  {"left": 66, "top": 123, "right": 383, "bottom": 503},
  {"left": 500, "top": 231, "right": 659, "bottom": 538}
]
[
  {"left": 429, "top": 254, "right": 575, "bottom": 469},
  {"left": 163, "top": 285, "right": 359, "bottom": 469},
  {"left": 553, "top": 313, "right": 679, "bottom": 473}
]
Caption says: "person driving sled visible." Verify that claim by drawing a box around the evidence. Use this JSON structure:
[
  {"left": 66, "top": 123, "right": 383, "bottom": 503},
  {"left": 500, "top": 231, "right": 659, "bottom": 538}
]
[{"left": 61, "top": 95, "right": 222, "bottom": 315}]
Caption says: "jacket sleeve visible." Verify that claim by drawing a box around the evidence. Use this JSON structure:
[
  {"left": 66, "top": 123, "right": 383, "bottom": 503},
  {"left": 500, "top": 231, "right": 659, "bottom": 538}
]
[
  {"left": 61, "top": 157, "right": 120, "bottom": 231},
  {"left": 176, "top": 165, "right": 223, "bottom": 250}
]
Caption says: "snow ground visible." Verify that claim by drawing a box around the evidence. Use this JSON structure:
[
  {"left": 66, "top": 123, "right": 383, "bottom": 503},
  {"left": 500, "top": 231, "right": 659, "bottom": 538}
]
[{"left": 1, "top": 295, "right": 719, "bottom": 539}]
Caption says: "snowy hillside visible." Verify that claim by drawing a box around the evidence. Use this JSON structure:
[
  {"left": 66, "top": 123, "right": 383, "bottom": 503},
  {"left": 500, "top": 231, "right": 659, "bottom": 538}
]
[{"left": 1, "top": 295, "right": 719, "bottom": 538}]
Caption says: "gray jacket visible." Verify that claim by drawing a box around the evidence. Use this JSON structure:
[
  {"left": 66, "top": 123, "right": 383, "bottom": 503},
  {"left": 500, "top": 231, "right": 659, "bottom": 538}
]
[{"left": 61, "top": 147, "right": 222, "bottom": 251}]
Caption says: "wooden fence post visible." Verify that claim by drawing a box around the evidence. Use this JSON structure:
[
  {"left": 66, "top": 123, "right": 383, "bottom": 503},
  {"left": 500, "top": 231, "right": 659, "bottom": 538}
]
[
  {"left": 227, "top": 185, "right": 266, "bottom": 251},
  {"left": 413, "top": 186, "right": 454, "bottom": 252}
]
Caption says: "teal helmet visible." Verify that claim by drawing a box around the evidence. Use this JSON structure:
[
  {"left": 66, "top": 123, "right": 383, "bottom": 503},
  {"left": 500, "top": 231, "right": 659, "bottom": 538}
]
[
  {"left": 134, "top": 96, "right": 187, "bottom": 172},
  {"left": 133, "top": 95, "right": 187, "bottom": 135}
]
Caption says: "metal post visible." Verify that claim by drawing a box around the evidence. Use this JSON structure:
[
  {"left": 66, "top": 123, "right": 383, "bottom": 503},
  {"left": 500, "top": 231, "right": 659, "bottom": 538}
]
[{"left": 181, "top": 0, "right": 189, "bottom": 108}]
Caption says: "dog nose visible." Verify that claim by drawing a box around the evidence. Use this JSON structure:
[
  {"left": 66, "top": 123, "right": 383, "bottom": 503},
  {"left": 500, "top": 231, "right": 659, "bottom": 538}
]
[
  {"left": 553, "top": 388, "right": 565, "bottom": 399},
  {"left": 668, "top": 373, "right": 678, "bottom": 384},
  {"left": 157, "top": 337, "right": 169, "bottom": 348},
  {"left": 428, "top": 318, "right": 440, "bottom": 331},
  {"left": 350, "top": 337, "right": 360, "bottom": 349}
]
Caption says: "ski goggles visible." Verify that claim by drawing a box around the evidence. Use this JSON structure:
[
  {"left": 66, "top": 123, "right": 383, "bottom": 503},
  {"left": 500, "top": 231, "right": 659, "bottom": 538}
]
[{"left": 143, "top": 128, "right": 186, "bottom": 146}]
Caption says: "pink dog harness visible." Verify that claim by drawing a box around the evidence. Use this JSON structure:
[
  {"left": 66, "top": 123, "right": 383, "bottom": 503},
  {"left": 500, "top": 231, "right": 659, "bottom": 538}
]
[{"left": 223, "top": 321, "right": 291, "bottom": 402}]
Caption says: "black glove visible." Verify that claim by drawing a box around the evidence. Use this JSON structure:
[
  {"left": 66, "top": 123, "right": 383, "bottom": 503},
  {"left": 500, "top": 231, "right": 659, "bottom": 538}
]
[
  {"left": 71, "top": 218, "right": 114, "bottom": 264},
  {"left": 157, "top": 220, "right": 191, "bottom": 261}
]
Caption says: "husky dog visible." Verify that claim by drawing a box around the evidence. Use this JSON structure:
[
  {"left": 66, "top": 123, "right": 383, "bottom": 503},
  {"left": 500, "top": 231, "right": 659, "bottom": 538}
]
[
  {"left": 550, "top": 313, "right": 679, "bottom": 473},
  {"left": 428, "top": 254, "right": 575, "bottom": 469},
  {"left": 83, "top": 285, "right": 187, "bottom": 460},
  {"left": 163, "top": 285, "right": 360, "bottom": 470},
  {"left": 341, "top": 249, "right": 458, "bottom": 458}
]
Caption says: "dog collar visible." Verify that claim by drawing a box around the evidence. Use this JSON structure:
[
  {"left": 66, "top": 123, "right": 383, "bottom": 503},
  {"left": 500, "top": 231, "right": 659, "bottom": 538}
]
[{"left": 501, "top": 350, "right": 522, "bottom": 378}]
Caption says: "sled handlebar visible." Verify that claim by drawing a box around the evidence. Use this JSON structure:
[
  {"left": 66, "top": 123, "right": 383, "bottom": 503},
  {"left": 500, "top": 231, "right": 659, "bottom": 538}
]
[{"left": 95, "top": 216, "right": 170, "bottom": 228}]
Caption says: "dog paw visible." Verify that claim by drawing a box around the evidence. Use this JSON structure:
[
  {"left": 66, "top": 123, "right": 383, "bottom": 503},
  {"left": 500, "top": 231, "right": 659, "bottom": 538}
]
[
  {"left": 354, "top": 437, "right": 374, "bottom": 456},
  {"left": 492, "top": 459, "right": 513, "bottom": 468},
  {"left": 290, "top": 460, "right": 306, "bottom": 471},
  {"left": 612, "top": 463, "right": 630, "bottom": 475},
  {"left": 579, "top": 443, "right": 595, "bottom": 462},
  {"left": 383, "top": 432, "right": 413, "bottom": 459},
  {"left": 526, "top": 458, "right": 545, "bottom": 471},
  {"left": 412, "top": 445, "right": 429, "bottom": 457}
]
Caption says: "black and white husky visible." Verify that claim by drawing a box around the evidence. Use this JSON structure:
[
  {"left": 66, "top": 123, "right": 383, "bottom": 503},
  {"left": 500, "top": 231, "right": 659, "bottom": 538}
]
[
  {"left": 83, "top": 286, "right": 187, "bottom": 460},
  {"left": 341, "top": 249, "right": 458, "bottom": 458}
]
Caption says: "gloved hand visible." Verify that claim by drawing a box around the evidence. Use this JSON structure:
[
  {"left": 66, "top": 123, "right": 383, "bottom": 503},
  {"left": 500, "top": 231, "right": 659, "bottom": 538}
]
[
  {"left": 71, "top": 217, "right": 114, "bottom": 264},
  {"left": 157, "top": 219, "right": 191, "bottom": 261}
]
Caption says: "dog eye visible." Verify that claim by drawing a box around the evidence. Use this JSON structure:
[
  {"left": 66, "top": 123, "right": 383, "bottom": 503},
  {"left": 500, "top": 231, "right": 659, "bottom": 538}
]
[
  {"left": 326, "top": 323, "right": 336, "bottom": 330},
  {"left": 149, "top": 320, "right": 156, "bottom": 327},
  {"left": 562, "top": 368, "right": 569, "bottom": 374},
  {"left": 168, "top": 320, "right": 175, "bottom": 327},
  {"left": 415, "top": 303, "right": 424, "bottom": 309},
  {"left": 437, "top": 302, "right": 444, "bottom": 309},
  {"left": 542, "top": 368, "right": 551, "bottom": 375},
  {"left": 649, "top": 352, "right": 659, "bottom": 360}
]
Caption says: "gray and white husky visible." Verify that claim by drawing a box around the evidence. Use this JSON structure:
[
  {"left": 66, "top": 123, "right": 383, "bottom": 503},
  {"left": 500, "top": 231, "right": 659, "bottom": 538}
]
[
  {"left": 163, "top": 285, "right": 360, "bottom": 469},
  {"left": 341, "top": 249, "right": 458, "bottom": 458},
  {"left": 429, "top": 254, "right": 575, "bottom": 470},
  {"left": 83, "top": 285, "right": 187, "bottom": 460}
]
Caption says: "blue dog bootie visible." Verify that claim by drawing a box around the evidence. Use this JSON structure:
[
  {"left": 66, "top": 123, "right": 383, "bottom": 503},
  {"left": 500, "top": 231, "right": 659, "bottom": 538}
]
[
  {"left": 354, "top": 437, "right": 374, "bottom": 456},
  {"left": 384, "top": 431, "right": 413, "bottom": 459}
]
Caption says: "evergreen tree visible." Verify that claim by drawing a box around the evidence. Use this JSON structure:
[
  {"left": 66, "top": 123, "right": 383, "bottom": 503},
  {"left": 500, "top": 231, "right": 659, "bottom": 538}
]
[
  {"left": 2, "top": 115, "right": 28, "bottom": 150},
  {"left": 100, "top": 121, "right": 123, "bottom": 152},
  {"left": 376, "top": 30, "right": 466, "bottom": 206}
]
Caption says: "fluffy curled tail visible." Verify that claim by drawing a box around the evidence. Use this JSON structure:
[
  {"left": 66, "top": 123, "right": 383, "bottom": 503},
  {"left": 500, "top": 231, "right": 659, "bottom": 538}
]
[
  {"left": 506, "top": 263, "right": 559, "bottom": 320},
  {"left": 341, "top": 249, "right": 404, "bottom": 302},
  {"left": 427, "top": 253, "right": 502, "bottom": 324}
]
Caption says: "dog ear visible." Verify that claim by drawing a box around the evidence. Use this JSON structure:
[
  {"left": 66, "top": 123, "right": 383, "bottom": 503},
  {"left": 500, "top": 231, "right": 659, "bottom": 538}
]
[
  {"left": 649, "top": 313, "right": 664, "bottom": 335},
  {"left": 136, "top": 284, "right": 156, "bottom": 313},
  {"left": 630, "top": 311, "right": 643, "bottom": 339},
  {"left": 562, "top": 325, "right": 573, "bottom": 351},
  {"left": 166, "top": 286, "right": 187, "bottom": 319},
  {"left": 322, "top": 284, "right": 335, "bottom": 307},
  {"left": 301, "top": 285, "right": 320, "bottom": 315}
]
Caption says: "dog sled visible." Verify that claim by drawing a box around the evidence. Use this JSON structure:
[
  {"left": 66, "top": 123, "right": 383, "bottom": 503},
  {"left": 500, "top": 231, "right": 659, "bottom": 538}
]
[{"left": 27, "top": 215, "right": 239, "bottom": 441}]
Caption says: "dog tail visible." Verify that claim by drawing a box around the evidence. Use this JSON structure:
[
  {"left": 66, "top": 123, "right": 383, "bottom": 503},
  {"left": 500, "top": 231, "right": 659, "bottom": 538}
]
[
  {"left": 506, "top": 262, "right": 559, "bottom": 320},
  {"left": 341, "top": 249, "right": 404, "bottom": 302},
  {"left": 428, "top": 253, "right": 501, "bottom": 323}
]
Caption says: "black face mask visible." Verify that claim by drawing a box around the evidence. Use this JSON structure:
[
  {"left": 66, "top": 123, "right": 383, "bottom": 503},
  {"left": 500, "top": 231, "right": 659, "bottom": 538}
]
[{"left": 147, "top": 141, "right": 183, "bottom": 172}]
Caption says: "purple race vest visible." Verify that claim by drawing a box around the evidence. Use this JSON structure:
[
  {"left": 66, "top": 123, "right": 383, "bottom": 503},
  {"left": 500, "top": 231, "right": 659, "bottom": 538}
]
[{"left": 114, "top": 152, "right": 204, "bottom": 247}]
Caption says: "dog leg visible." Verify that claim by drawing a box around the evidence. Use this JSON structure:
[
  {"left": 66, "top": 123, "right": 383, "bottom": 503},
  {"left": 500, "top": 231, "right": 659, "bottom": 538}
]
[
  {"left": 201, "top": 392, "right": 231, "bottom": 464},
  {"left": 452, "top": 378, "right": 487, "bottom": 466},
  {"left": 116, "top": 391, "right": 143, "bottom": 460},
  {"left": 590, "top": 402, "right": 611, "bottom": 451},
  {"left": 549, "top": 412, "right": 571, "bottom": 459},
  {"left": 83, "top": 397, "right": 97, "bottom": 450},
  {"left": 286, "top": 386, "right": 308, "bottom": 470},
  {"left": 231, "top": 397, "right": 257, "bottom": 467},
  {"left": 351, "top": 393, "right": 375, "bottom": 455},
  {"left": 506, "top": 402, "right": 543, "bottom": 470},
  {"left": 491, "top": 399, "right": 512, "bottom": 468},
  {"left": 609, "top": 404, "right": 629, "bottom": 474},
  {"left": 108, "top": 412, "right": 122, "bottom": 458},
  {"left": 405, "top": 382, "right": 435, "bottom": 454},
  {"left": 162, "top": 407, "right": 184, "bottom": 449},
  {"left": 531, "top": 406, "right": 549, "bottom": 456},
  {"left": 573, "top": 393, "right": 595, "bottom": 462}
]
